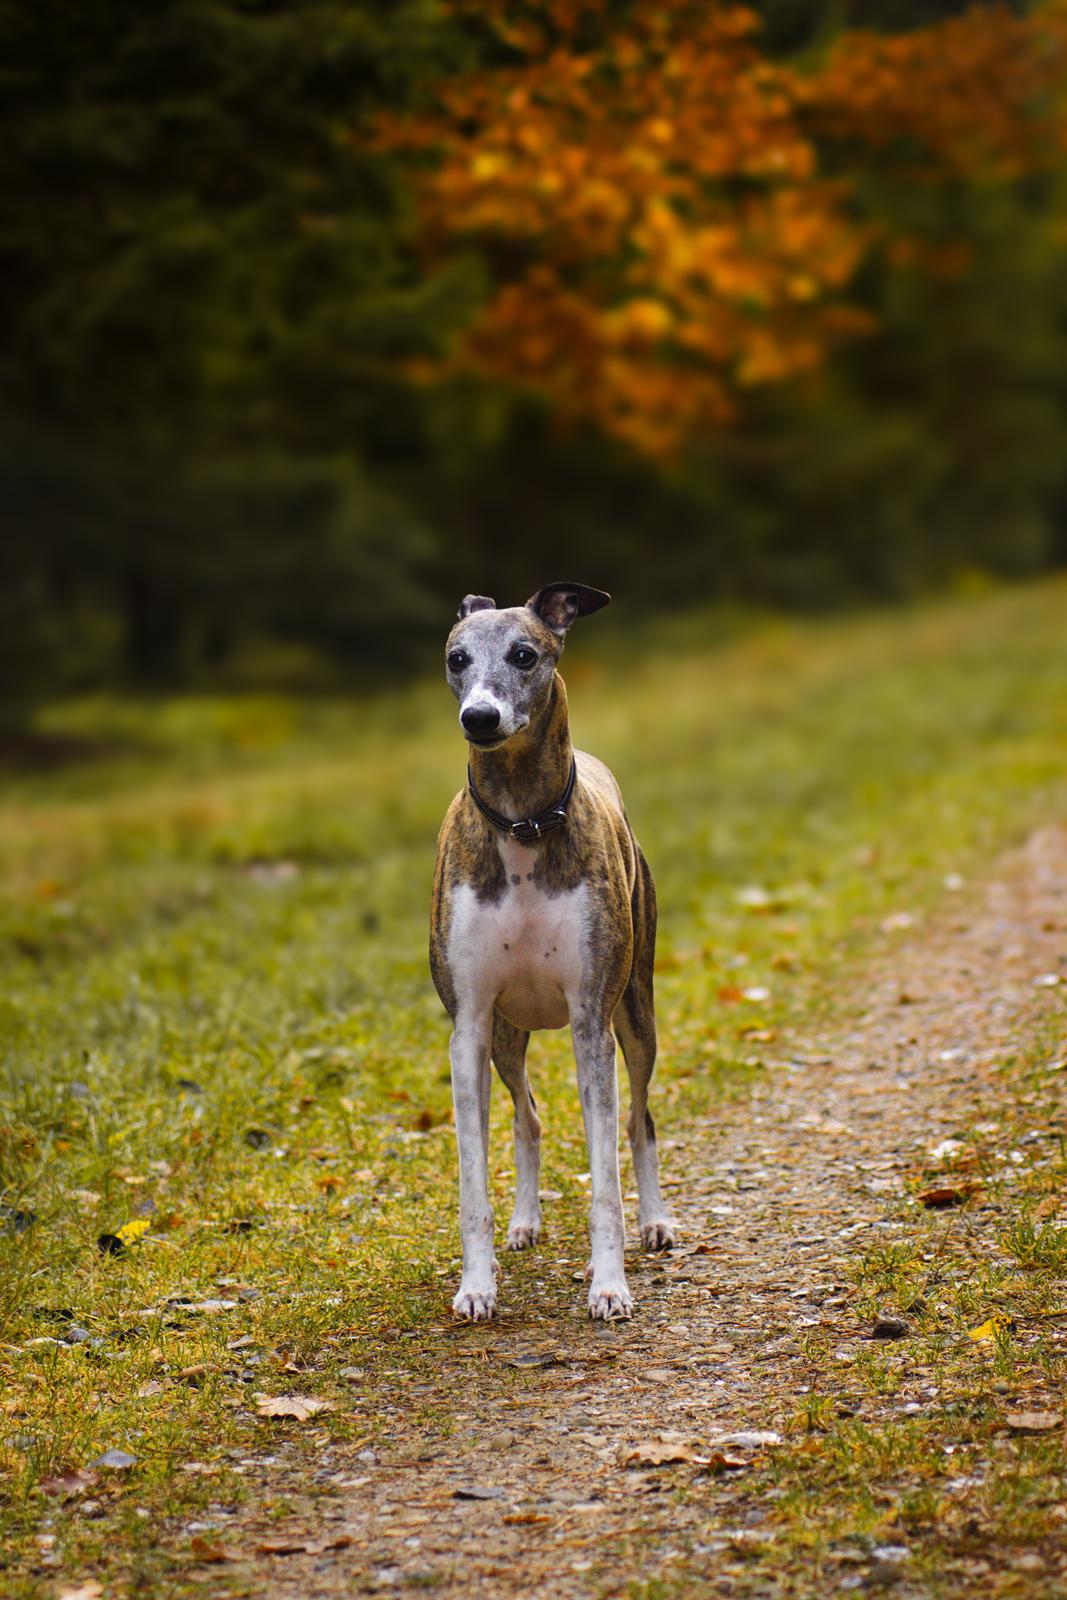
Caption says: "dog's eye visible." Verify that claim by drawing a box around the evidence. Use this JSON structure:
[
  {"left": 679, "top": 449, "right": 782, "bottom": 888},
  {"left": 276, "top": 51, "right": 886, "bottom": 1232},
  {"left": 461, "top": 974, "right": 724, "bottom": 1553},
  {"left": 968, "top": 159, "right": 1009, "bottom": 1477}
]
[
  {"left": 447, "top": 650, "right": 470, "bottom": 674},
  {"left": 510, "top": 646, "right": 538, "bottom": 670}
]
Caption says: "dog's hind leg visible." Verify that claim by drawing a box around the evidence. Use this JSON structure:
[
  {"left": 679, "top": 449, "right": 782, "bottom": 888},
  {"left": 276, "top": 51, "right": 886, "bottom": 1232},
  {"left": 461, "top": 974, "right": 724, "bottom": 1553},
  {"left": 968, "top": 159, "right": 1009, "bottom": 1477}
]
[
  {"left": 615, "top": 846, "right": 675, "bottom": 1252},
  {"left": 492, "top": 1010, "right": 542, "bottom": 1250}
]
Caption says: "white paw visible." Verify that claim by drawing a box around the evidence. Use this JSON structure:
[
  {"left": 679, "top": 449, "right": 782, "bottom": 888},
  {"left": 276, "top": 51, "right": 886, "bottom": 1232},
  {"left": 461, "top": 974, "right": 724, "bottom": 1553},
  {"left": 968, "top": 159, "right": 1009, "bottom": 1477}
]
[
  {"left": 452, "top": 1283, "right": 497, "bottom": 1321},
  {"left": 505, "top": 1219, "right": 540, "bottom": 1251},
  {"left": 641, "top": 1217, "right": 676, "bottom": 1252},
  {"left": 588, "top": 1280, "right": 634, "bottom": 1320}
]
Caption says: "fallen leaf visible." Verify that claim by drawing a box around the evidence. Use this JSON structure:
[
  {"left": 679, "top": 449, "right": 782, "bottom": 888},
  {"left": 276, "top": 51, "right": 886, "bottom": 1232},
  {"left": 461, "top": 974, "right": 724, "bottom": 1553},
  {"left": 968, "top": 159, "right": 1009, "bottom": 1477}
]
[
  {"left": 918, "top": 1185, "right": 975, "bottom": 1209},
  {"left": 411, "top": 1105, "right": 451, "bottom": 1131},
  {"left": 621, "top": 1437, "right": 704, "bottom": 1467},
  {"left": 189, "top": 1535, "right": 237, "bottom": 1563},
  {"left": 705, "top": 1451, "right": 752, "bottom": 1472},
  {"left": 256, "top": 1533, "right": 353, "bottom": 1556},
  {"left": 255, "top": 1394, "right": 336, "bottom": 1421},
  {"left": 870, "top": 1317, "right": 909, "bottom": 1340},
  {"left": 710, "top": 1430, "right": 782, "bottom": 1449},
  {"left": 1004, "top": 1411, "right": 1062, "bottom": 1433},
  {"left": 136, "top": 1380, "right": 165, "bottom": 1398},
  {"left": 969, "top": 1315, "right": 1015, "bottom": 1342},
  {"left": 503, "top": 1511, "right": 553, "bottom": 1525},
  {"left": 39, "top": 1469, "right": 97, "bottom": 1498},
  {"left": 57, "top": 1586, "right": 103, "bottom": 1600},
  {"left": 175, "top": 1364, "right": 214, "bottom": 1385}
]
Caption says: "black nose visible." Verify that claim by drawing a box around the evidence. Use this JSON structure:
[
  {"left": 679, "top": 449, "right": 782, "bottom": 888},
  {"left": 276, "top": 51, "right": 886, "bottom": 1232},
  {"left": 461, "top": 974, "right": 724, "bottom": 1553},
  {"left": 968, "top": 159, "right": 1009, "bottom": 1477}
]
[{"left": 462, "top": 705, "right": 501, "bottom": 738}]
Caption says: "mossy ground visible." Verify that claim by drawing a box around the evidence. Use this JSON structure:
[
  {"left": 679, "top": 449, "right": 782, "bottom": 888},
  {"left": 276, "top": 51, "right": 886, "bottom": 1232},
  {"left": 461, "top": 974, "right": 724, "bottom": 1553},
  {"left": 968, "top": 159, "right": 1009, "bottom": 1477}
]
[{"left": 2, "top": 579, "right": 1066, "bottom": 1595}]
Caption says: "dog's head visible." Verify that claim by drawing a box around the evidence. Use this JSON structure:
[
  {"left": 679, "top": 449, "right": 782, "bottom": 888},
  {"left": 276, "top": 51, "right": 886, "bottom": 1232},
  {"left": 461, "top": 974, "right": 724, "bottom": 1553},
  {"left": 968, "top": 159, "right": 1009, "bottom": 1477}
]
[{"left": 445, "top": 582, "right": 610, "bottom": 750}]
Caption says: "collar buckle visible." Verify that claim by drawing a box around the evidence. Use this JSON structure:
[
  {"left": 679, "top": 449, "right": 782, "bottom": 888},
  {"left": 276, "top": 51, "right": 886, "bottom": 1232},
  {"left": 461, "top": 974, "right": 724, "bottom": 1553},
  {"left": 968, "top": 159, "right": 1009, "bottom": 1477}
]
[{"left": 468, "top": 757, "right": 577, "bottom": 846}]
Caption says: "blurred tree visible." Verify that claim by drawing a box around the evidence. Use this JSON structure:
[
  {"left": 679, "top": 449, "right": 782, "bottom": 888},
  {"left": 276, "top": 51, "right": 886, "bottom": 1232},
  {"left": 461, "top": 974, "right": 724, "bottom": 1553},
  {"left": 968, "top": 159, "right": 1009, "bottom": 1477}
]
[
  {"left": 0, "top": 0, "right": 474, "bottom": 691},
  {"left": 382, "top": 0, "right": 1064, "bottom": 458},
  {"left": 381, "top": 0, "right": 1067, "bottom": 603}
]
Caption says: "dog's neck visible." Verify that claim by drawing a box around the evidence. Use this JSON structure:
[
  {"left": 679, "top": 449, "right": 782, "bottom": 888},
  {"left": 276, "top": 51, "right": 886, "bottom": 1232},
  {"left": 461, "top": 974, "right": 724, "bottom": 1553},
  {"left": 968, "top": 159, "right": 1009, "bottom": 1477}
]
[{"left": 469, "top": 672, "right": 574, "bottom": 822}]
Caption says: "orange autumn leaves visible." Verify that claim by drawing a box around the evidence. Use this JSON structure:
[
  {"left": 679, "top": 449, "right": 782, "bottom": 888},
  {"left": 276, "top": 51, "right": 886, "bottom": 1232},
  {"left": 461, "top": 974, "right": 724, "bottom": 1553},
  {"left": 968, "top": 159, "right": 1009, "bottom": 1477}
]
[
  {"left": 376, "top": 2, "right": 1067, "bottom": 457},
  {"left": 807, "top": 3, "right": 1067, "bottom": 179}
]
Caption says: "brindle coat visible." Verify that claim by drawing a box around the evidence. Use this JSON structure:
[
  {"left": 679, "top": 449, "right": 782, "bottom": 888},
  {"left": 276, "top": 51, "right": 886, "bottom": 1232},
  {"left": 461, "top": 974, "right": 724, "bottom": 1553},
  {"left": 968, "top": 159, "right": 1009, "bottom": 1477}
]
[{"left": 430, "top": 583, "right": 673, "bottom": 1321}]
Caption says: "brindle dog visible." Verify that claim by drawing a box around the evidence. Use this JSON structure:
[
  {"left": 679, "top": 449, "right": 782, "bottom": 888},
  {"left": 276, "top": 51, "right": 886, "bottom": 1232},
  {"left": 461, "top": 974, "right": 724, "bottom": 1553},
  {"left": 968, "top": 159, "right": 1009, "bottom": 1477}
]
[{"left": 430, "top": 582, "right": 674, "bottom": 1321}]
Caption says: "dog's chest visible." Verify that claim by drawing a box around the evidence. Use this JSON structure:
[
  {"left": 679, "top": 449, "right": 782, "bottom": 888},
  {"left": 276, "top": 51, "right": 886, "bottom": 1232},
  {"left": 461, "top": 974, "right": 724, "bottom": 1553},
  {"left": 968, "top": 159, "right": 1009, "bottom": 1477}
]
[{"left": 447, "top": 839, "right": 589, "bottom": 1030}]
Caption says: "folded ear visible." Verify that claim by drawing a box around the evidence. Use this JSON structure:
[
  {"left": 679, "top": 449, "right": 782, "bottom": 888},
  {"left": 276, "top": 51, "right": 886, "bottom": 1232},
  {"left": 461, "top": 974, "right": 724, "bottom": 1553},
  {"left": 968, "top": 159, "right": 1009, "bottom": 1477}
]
[
  {"left": 526, "top": 582, "right": 611, "bottom": 637},
  {"left": 457, "top": 594, "right": 496, "bottom": 620}
]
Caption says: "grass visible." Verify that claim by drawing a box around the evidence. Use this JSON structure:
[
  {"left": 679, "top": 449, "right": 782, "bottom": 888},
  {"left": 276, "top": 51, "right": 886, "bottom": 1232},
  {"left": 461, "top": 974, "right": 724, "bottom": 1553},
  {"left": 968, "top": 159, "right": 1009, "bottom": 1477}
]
[{"left": 2, "top": 577, "right": 1067, "bottom": 1594}]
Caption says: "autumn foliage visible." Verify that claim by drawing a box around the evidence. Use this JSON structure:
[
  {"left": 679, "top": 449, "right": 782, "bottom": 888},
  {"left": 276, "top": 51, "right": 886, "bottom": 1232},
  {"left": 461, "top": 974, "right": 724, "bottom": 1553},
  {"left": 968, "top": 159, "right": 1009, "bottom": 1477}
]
[{"left": 379, "top": 1, "right": 1067, "bottom": 456}]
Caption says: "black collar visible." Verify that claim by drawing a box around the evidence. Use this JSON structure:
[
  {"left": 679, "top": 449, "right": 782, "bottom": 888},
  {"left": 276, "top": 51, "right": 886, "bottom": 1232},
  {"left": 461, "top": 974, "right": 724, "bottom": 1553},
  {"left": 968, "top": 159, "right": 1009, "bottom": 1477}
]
[{"left": 467, "top": 757, "right": 577, "bottom": 846}]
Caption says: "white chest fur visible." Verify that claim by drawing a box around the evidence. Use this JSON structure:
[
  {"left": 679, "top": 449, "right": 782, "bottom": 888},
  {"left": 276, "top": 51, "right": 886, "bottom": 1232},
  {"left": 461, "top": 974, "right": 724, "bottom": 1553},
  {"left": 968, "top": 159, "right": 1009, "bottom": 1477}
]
[{"left": 447, "top": 838, "right": 590, "bottom": 1032}]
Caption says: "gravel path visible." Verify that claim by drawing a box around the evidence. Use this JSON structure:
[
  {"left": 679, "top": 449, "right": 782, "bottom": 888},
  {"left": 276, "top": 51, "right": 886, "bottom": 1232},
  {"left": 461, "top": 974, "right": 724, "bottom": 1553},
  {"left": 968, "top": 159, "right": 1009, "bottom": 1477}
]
[{"left": 218, "top": 825, "right": 1067, "bottom": 1598}]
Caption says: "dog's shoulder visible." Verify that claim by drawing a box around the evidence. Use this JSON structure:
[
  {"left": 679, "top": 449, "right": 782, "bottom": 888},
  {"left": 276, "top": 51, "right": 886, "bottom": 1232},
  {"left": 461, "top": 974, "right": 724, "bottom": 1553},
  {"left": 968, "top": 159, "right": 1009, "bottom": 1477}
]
[{"left": 575, "top": 749, "right": 624, "bottom": 814}]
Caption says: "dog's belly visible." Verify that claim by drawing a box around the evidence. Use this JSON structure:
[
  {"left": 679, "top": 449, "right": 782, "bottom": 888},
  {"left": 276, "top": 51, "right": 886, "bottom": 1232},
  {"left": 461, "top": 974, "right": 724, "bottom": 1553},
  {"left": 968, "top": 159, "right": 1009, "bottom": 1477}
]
[
  {"left": 448, "top": 876, "right": 589, "bottom": 1032},
  {"left": 496, "top": 977, "right": 570, "bottom": 1032}
]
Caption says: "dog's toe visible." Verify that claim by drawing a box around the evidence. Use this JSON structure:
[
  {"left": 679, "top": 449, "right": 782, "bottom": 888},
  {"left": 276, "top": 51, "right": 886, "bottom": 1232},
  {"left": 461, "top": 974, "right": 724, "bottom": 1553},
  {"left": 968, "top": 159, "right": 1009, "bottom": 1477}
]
[
  {"left": 452, "top": 1286, "right": 497, "bottom": 1322},
  {"left": 588, "top": 1282, "right": 634, "bottom": 1321},
  {"left": 505, "top": 1222, "right": 540, "bottom": 1251},
  {"left": 641, "top": 1218, "right": 676, "bottom": 1252}
]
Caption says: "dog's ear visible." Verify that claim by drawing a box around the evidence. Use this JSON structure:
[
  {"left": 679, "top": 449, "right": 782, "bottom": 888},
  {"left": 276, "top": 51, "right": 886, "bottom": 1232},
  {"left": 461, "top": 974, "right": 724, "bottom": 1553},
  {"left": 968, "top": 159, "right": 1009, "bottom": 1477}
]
[
  {"left": 526, "top": 582, "right": 611, "bottom": 637},
  {"left": 457, "top": 594, "right": 496, "bottom": 620}
]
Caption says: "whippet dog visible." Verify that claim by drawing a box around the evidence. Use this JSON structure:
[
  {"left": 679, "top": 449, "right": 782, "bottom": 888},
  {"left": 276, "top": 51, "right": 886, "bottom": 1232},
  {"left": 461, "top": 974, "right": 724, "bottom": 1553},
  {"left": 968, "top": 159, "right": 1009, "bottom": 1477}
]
[{"left": 430, "top": 582, "right": 674, "bottom": 1321}]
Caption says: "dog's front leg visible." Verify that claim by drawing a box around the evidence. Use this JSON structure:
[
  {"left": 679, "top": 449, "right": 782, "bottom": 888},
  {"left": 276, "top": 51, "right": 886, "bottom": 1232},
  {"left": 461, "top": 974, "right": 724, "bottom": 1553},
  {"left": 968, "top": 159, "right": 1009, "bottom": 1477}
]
[
  {"left": 450, "top": 1010, "right": 497, "bottom": 1320},
  {"left": 573, "top": 1013, "right": 633, "bottom": 1320}
]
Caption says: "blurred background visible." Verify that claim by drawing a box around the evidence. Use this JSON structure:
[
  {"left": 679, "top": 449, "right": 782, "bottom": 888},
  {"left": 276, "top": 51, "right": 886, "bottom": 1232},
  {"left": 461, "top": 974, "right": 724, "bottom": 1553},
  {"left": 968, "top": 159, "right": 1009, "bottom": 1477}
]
[{"left": 3, "top": 0, "right": 1066, "bottom": 719}]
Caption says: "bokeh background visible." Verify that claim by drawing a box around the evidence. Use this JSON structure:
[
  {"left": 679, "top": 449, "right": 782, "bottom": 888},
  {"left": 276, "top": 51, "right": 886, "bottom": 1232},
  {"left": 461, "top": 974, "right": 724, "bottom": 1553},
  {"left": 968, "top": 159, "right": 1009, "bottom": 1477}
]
[{"left": 3, "top": 0, "right": 1067, "bottom": 714}]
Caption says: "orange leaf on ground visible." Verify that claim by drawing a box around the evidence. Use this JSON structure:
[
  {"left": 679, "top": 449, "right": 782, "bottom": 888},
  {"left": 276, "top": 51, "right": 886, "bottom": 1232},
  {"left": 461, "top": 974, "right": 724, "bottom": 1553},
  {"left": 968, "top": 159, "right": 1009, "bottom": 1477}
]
[{"left": 189, "top": 1536, "right": 237, "bottom": 1563}]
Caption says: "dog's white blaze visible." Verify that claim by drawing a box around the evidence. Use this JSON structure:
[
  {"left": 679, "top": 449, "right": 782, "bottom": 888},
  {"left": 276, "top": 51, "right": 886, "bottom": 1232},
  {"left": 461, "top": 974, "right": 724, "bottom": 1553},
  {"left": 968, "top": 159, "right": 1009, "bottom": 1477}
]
[
  {"left": 460, "top": 684, "right": 503, "bottom": 719},
  {"left": 447, "top": 867, "right": 590, "bottom": 1032}
]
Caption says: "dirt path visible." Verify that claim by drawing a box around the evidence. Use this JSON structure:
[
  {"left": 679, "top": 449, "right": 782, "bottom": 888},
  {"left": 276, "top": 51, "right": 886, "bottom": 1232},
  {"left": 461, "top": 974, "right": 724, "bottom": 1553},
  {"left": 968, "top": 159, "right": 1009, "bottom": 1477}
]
[{"left": 209, "top": 827, "right": 1067, "bottom": 1598}]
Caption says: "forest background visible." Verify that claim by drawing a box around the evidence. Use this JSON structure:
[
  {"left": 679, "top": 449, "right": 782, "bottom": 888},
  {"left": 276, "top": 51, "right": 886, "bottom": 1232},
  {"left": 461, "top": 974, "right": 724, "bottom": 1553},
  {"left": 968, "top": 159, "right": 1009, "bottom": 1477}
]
[{"left": 3, "top": 0, "right": 1067, "bottom": 707}]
